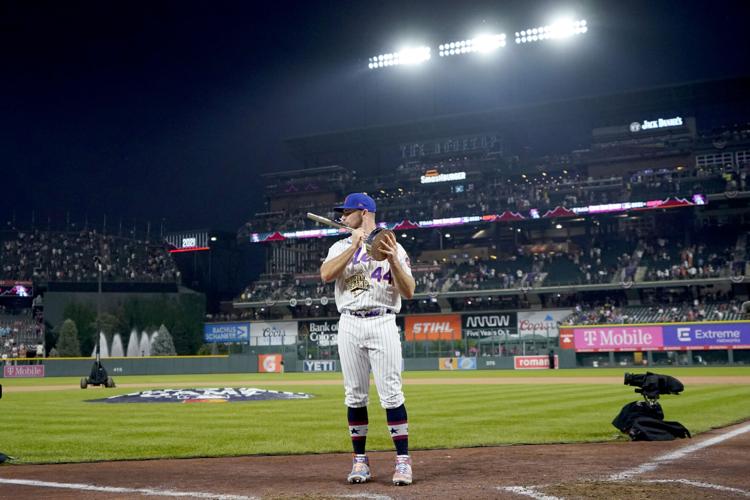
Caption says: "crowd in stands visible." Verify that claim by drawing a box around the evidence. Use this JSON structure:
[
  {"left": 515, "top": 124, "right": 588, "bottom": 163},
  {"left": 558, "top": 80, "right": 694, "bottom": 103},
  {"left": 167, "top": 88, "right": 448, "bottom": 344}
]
[
  {"left": 0, "top": 229, "right": 180, "bottom": 283},
  {"left": 234, "top": 228, "right": 746, "bottom": 310},
  {"left": 639, "top": 230, "right": 741, "bottom": 281},
  {"left": 561, "top": 298, "right": 745, "bottom": 325},
  {"left": 232, "top": 123, "right": 749, "bottom": 324},
  {"left": 240, "top": 137, "right": 749, "bottom": 236},
  {"left": 0, "top": 307, "right": 44, "bottom": 360}
]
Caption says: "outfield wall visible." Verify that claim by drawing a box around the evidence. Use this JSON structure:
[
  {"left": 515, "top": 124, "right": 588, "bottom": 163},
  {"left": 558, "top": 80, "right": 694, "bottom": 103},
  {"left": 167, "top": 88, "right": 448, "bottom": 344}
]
[
  {"left": 0, "top": 350, "right": 577, "bottom": 377},
  {"left": 198, "top": 317, "right": 750, "bottom": 369},
  {"left": 1, "top": 355, "right": 255, "bottom": 378}
]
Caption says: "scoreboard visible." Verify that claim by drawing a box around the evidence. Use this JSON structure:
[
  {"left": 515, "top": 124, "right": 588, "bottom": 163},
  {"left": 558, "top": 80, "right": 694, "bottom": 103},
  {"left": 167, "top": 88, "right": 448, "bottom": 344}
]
[
  {"left": 0, "top": 280, "right": 33, "bottom": 298},
  {"left": 165, "top": 231, "right": 210, "bottom": 253}
]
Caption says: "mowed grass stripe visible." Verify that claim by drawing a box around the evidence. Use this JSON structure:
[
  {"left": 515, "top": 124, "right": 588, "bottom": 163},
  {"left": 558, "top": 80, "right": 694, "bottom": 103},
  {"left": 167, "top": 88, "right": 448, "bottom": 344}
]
[{"left": 2, "top": 365, "right": 750, "bottom": 388}]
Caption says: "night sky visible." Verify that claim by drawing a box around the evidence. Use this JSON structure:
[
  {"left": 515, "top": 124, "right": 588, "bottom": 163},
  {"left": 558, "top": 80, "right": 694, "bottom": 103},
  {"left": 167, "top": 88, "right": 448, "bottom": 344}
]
[{"left": 2, "top": 0, "right": 749, "bottom": 233}]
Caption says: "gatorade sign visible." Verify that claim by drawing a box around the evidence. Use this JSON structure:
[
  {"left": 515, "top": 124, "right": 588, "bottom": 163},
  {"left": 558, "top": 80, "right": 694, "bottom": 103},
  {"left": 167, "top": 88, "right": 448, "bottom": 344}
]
[
  {"left": 404, "top": 314, "right": 461, "bottom": 341},
  {"left": 258, "top": 354, "right": 283, "bottom": 373}
]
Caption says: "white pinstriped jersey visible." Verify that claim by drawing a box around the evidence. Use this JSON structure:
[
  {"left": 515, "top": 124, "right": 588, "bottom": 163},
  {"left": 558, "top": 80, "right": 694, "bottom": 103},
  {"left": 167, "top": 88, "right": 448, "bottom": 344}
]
[{"left": 324, "top": 236, "right": 413, "bottom": 313}]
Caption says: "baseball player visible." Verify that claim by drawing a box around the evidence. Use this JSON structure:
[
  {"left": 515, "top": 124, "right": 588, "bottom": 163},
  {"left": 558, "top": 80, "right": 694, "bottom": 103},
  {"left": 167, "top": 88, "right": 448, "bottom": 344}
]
[{"left": 320, "top": 192, "right": 416, "bottom": 486}]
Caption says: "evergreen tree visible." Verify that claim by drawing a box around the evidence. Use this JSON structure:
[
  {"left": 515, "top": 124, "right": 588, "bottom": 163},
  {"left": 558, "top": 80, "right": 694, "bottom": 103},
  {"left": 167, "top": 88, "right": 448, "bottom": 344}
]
[
  {"left": 57, "top": 319, "right": 81, "bottom": 357},
  {"left": 63, "top": 302, "right": 96, "bottom": 356},
  {"left": 151, "top": 324, "right": 177, "bottom": 355}
]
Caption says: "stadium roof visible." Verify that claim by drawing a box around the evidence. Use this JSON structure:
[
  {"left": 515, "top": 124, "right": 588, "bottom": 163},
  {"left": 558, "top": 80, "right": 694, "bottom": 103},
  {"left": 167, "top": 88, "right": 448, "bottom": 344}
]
[{"left": 284, "top": 76, "right": 750, "bottom": 159}]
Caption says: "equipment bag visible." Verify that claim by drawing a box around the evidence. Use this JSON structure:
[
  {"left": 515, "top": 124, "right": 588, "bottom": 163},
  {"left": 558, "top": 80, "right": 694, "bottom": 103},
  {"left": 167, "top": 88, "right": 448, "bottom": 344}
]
[
  {"left": 629, "top": 417, "right": 691, "bottom": 441},
  {"left": 612, "top": 400, "right": 690, "bottom": 441}
]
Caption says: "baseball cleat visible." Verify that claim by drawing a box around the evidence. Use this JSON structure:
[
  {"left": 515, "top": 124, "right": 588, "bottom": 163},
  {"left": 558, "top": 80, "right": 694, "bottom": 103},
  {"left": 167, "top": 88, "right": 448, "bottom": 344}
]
[
  {"left": 347, "top": 454, "right": 371, "bottom": 484},
  {"left": 392, "top": 455, "right": 412, "bottom": 486}
]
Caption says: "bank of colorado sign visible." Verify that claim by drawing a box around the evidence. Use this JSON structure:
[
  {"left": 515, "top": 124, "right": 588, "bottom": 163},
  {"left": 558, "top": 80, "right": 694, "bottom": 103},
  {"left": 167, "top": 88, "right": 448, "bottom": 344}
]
[
  {"left": 462, "top": 313, "right": 516, "bottom": 338},
  {"left": 561, "top": 321, "right": 750, "bottom": 352},
  {"left": 301, "top": 320, "right": 338, "bottom": 346}
]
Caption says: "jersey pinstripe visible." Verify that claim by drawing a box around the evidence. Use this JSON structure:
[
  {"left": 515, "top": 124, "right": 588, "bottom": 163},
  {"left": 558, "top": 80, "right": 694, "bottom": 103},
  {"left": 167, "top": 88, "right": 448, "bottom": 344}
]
[
  {"left": 324, "top": 237, "right": 413, "bottom": 313},
  {"left": 337, "top": 312, "right": 404, "bottom": 409},
  {"left": 325, "top": 235, "right": 411, "bottom": 410}
]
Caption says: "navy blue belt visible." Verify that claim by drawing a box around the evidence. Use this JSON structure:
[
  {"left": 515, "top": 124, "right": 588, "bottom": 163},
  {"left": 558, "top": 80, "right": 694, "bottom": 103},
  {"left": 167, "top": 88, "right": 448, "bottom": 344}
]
[{"left": 342, "top": 308, "right": 394, "bottom": 318}]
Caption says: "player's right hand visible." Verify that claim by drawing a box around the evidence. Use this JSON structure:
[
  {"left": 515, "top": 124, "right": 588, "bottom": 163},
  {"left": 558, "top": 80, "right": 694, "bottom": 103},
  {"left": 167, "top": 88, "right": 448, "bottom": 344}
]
[{"left": 350, "top": 228, "right": 365, "bottom": 249}]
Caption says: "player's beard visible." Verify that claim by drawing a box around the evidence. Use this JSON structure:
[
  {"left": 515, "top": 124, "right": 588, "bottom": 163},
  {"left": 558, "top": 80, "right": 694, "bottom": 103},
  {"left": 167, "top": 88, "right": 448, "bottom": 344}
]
[{"left": 346, "top": 212, "right": 363, "bottom": 229}]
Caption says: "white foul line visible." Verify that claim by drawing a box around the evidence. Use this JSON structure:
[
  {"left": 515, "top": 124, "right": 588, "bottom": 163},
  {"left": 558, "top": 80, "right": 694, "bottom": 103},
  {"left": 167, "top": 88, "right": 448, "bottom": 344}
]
[
  {"left": 498, "top": 486, "right": 562, "bottom": 500},
  {"left": 0, "top": 477, "right": 257, "bottom": 499},
  {"left": 335, "top": 495, "right": 394, "bottom": 500},
  {"left": 643, "top": 479, "right": 750, "bottom": 497},
  {"left": 609, "top": 422, "right": 750, "bottom": 480}
]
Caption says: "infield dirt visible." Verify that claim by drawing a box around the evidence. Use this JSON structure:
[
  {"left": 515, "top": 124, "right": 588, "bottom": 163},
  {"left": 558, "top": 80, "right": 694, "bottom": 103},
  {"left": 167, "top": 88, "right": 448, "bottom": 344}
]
[{"left": 0, "top": 421, "right": 748, "bottom": 499}]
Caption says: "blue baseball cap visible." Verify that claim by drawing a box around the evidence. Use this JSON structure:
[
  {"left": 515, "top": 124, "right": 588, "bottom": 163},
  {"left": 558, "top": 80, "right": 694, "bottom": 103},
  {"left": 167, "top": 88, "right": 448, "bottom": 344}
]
[{"left": 334, "top": 193, "right": 376, "bottom": 212}]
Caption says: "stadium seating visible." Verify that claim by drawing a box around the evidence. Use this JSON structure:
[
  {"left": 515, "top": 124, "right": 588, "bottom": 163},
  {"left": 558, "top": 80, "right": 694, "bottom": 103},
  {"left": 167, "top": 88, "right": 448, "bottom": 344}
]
[
  {"left": 0, "top": 229, "right": 180, "bottom": 283},
  {"left": 0, "top": 314, "right": 43, "bottom": 359},
  {"left": 230, "top": 120, "right": 749, "bottom": 323},
  {"left": 560, "top": 300, "right": 744, "bottom": 325}
]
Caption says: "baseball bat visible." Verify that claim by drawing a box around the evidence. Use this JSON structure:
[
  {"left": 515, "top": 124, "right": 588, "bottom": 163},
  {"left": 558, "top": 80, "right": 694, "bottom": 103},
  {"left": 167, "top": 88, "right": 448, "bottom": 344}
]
[
  {"left": 307, "top": 212, "right": 372, "bottom": 252},
  {"left": 306, "top": 212, "right": 353, "bottom": 231}
]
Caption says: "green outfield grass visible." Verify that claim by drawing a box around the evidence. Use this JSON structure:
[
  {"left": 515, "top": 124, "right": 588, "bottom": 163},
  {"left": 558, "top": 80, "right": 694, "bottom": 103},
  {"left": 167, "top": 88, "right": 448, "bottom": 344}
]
[
  {"left": 0, "top": 367, "right": 748, "bottom": 464},
  {"left": 2, "top": 366, "right": 748, "bottom": 387}
]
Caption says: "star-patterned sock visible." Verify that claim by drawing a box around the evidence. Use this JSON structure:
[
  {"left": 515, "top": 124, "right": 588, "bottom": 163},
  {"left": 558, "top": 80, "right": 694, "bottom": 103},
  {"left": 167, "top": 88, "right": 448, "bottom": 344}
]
[
  {"left": 347, "top": 406, "right": 368, "bottom": 455},
  {"left": 386, "top": 404, "right": 408, "bottom": 456}
]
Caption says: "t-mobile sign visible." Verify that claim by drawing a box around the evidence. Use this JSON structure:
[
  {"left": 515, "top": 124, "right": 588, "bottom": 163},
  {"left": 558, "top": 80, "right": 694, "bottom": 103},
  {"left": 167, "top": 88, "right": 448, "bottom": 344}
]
[
  {"left": 4, "top": 365, "right": 45, "bottom": 378},
  {"left": 574, "top": 326, "right": 663, "bottom": 351}
]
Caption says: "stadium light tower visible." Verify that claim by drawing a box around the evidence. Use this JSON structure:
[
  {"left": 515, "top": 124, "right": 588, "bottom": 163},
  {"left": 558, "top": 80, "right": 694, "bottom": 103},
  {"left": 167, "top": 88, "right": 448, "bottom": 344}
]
[
  {"left": 514, "top": 18, "right": 587, "bottom": 44},
  {"left": 438, "top": 33, "right": 506, "bottom": 57},
  {"left": 368, "top": 46, "right": 431, "bottom": 70}
]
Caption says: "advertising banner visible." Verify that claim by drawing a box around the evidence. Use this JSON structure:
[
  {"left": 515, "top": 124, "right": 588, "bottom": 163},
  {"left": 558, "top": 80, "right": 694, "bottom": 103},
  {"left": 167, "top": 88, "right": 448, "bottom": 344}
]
[
  {"left": 559, "top": 329, "right": 575, "bottom": 349},
  {"left": 250, "top": 321, "right": 298, "bottom": 346},
  {"left": 562, "top": 321, "right": 750, "bottom": 351},
  {"left": 462, "top": 313, "right": 516, "bottom": 338},
  {"left": 405, "top": 314, "right": 461, "bottom": 341},
  {"left": 517, "top": 310, "right": 572, "bottom": 338},
  {"left": 514, "top": 355, "right": 558, "bottom": 370},
  {"left": 258, "top": 354, "right": 283, "bottom": 373},
  {"left": 3, "top": 365, "right": 45, "bottom": 378},
  {"left": 573, "top": 326, "right": 663, "bottom": 351},
  {"left": 303, "top": 360, "right": 338, "bottom": 372},
  {"left": 662, "top": 323, "right": 750, "bottom": 349},
  {"left": 299, "top": 320, "right": 339, "bottom": 346},
  {"left": 439, "top": 357, "right": 477, "bottom": 370},
  {"left": 203, "top": 322, "right": 250, "bottom": 343}
]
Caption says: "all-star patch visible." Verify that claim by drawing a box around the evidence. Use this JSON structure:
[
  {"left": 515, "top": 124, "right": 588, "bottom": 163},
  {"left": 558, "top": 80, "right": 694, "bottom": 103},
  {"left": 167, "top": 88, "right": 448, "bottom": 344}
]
[{"left": 86, "top": 387, "right": 314, "bottom": 403}]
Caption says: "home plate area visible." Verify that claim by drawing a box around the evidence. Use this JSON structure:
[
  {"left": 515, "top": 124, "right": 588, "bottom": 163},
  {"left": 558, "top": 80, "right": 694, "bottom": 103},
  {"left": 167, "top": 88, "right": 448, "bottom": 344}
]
[{"left": 0, "top": 422, "right": 747, "bottom": 499}]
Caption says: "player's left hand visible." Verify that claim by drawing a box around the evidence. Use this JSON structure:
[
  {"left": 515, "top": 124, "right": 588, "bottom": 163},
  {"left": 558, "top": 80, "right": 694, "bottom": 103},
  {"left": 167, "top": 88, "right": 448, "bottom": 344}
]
[{"left": 380, "top": 231, "right": 398, "bottom": 263}]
